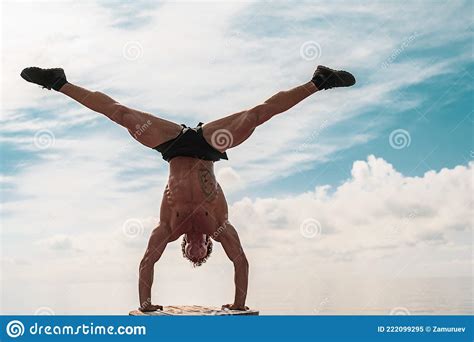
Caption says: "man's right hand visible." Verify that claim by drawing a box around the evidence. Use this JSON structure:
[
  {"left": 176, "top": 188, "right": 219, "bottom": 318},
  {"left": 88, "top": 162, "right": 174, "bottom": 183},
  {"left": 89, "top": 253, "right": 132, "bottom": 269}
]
[{"left": 139, "top": 304, "right": 163, "bottom": 312}]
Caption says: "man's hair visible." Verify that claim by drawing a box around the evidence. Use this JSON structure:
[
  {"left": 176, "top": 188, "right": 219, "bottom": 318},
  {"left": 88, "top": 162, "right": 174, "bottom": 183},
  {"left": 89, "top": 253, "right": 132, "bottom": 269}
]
[{"left": 181, "top": 235, "right": 213, "bottom": 267}]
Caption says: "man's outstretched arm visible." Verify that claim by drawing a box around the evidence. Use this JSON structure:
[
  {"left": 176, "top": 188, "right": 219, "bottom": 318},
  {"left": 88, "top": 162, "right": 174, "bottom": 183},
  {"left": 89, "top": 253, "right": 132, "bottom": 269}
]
[
  {"left": 138, "top": 225, "right": 170, "bottom": 311},
  {"left": 217, "top": 222, "right": 249, "bottom": 310}
]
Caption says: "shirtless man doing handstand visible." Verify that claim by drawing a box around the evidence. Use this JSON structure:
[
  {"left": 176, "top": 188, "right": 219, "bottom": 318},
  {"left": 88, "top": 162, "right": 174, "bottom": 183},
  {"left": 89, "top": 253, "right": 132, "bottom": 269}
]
[{"left": 21, "top": 65, "right": 355, "bottom": 311}]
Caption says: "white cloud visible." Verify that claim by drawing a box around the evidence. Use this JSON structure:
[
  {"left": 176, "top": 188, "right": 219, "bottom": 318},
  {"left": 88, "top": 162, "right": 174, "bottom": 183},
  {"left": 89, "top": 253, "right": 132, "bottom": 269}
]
[
  {"left": 216, "top": 166, "right": 243, "bottom": 191},
  {"left": 1, "top": 155, "right": 472, "bottom": 313},
  {"left": 36, "top": 234, "right": 76, "bottom": 251},
  {"left": 231, "top": 156, "right": 472, "bottom": 258}
]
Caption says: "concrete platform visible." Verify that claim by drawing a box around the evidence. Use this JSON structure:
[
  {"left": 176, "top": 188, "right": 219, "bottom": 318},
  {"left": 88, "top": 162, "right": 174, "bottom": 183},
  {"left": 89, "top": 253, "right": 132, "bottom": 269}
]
[{"left": 129, "top": 305, "right": 259, "bottom": 316}]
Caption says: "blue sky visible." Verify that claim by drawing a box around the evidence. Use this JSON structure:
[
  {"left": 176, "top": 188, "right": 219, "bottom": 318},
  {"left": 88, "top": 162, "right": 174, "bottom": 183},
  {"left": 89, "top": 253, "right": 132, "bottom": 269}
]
[
  {"left": 251, "top": 62, "right": 473, "bottom": 198},
  {"left": 1, "top": 0, "right": 472, "bottom": 315}
]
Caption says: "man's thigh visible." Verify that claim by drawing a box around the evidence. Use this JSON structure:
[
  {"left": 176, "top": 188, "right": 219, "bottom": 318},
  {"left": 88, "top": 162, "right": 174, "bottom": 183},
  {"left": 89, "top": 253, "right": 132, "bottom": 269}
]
[
  {"left": 202, "top": 110, "right": 257, "bottom": 152},
  {"left": 123, "top": 109, "right": 182, "bottom": 148}
]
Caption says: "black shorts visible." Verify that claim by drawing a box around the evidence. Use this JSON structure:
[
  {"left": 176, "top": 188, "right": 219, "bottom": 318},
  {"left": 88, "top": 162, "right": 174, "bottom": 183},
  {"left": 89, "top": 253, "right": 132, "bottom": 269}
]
[{"left": 153, "top": 122, "right": 228, "bottom": 162}]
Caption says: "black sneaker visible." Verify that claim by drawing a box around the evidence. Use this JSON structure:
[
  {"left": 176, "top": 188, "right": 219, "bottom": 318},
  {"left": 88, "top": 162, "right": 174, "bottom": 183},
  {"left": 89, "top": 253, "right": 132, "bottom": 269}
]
[
  {"left": 20, "top": 67, "right": 68, "bottom": 91},
  {"left": 311, "top": 65, "right": 355, "bottom": 90}
]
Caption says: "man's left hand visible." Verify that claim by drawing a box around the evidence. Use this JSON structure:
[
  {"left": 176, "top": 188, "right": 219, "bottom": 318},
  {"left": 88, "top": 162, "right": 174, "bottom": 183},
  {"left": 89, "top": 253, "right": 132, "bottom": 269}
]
[{"left": 221, "top": 303, "right": 249, "bottom": 311}]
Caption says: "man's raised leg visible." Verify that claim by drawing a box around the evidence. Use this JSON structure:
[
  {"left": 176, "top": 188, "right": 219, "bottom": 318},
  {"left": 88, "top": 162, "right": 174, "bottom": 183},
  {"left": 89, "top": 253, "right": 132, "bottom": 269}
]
[
  {"left": 20, "top": 67, "right": 182, "bottom": 148},
  {"left": 202, "top": 65, "right": 355, "bottom": 152},
  {"left": 203, "top": 81, "right": 318, "bottom": 151},
  {"left": 60, "top": 83, "right": 182, "bottom": 147}
]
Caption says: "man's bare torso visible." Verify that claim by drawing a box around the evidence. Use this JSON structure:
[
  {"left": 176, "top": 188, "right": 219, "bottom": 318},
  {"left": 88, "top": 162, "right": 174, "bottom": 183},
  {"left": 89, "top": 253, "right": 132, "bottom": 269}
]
[{"left": 161, "top": 156, "right": 228, "bottom": 242}]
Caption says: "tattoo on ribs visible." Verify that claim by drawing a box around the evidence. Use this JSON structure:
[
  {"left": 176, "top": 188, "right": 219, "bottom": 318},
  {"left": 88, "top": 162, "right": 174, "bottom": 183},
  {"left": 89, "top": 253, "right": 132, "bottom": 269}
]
[{"left": 198, "top": 168, "right": 217, "bottom": 201}]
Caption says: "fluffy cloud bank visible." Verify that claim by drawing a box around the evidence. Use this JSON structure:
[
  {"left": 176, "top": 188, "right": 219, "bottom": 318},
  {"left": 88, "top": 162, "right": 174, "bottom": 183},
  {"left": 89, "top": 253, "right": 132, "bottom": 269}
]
[{"left": 231, "top": 156, "right": 472, "bottom": 273}]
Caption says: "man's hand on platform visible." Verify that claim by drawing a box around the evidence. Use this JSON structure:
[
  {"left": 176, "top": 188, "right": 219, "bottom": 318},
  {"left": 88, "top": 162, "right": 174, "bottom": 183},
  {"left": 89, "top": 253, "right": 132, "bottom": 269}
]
[
  {"left": 139, "top": 304, "right": 163, "bottom": 312},
  {"left": 222, "top": 303, "right": 249, "bottom": 311}
]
